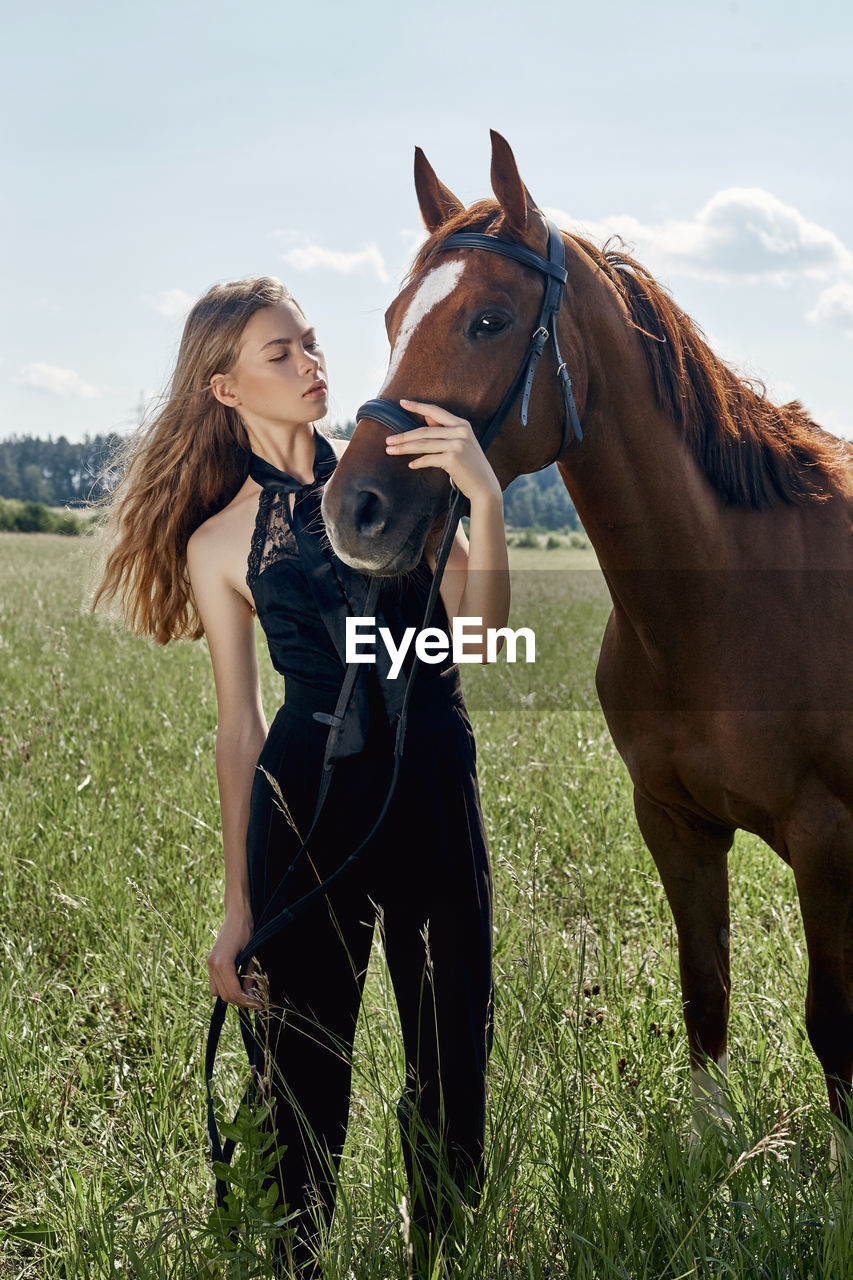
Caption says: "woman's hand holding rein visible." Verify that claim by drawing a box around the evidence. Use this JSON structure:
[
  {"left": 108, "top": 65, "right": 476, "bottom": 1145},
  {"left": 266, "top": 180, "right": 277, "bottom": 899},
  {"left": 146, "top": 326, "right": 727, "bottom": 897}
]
[{"left": 208, "top": 908, "right": 262, "bottom": 1009}]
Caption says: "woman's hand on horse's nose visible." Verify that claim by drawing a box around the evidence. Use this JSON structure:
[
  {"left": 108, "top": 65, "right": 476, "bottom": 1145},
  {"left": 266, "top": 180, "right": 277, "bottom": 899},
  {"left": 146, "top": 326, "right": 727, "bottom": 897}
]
[
  {"left": 208, "top": 910, "right": 262, "bottom": 1008},
  {"left": 386, "top": 399, "right": 502, "bottom": 504}
]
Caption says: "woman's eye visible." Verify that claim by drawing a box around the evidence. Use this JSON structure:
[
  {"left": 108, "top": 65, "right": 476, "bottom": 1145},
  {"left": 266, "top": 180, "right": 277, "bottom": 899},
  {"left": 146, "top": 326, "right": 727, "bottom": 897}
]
[
  {"left": 473, "top": 314, "right": 508, "bottom": 336},
  {"left": 271, "top": 353, "right": 288, "bottom": 362}
]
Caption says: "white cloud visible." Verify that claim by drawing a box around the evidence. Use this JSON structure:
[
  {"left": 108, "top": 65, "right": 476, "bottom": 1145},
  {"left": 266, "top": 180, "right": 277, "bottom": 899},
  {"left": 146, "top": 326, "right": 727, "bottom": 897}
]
[
  {"left": 546, "top": 188, "right": 853, "bottom": 285},
  {"left": 145, "top": 288, "right": 197, "bottom": 321},
  {"left": 18, "top": 362, "right": 101, "bottom": 399},
  {"left": 279, "top": 238, "right": 389, "bottom": 283},
  {"left": 807, "top": 281, "right": 853, "bottom": 335}
]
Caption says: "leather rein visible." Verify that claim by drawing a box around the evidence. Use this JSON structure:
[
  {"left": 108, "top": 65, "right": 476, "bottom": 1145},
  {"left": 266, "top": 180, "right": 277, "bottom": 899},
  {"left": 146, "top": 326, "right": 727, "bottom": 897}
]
[{"left": 205, "top": 218, "right": 582, "bottom": 1207}]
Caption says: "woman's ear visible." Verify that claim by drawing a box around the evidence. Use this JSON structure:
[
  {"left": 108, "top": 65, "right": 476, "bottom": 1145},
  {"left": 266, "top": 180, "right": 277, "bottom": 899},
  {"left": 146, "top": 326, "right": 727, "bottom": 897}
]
[{"left": 210, "top": 373, "right": 239, "bottom": 407}]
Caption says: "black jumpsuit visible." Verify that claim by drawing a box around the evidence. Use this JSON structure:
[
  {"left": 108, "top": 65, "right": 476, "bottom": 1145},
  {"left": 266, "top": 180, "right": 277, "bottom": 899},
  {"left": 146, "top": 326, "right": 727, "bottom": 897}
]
[{"left": 243, "top": 430, "right": 493, "bottom": 1270}]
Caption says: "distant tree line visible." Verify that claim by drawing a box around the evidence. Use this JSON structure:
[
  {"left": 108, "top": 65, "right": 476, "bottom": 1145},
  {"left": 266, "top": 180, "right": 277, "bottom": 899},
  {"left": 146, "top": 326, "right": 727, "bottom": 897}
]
[
  {"left": 502, "top": 467, "right": 579, "bottom": 531},
  {"left": 0, "top": 498, "right": 89, "bottom": 535},
  {"left": 0, "top": 433, "right": 121, "bottom": 506},
  {"left": 1, "top": 429, "right": 580, "bottom": 530}
]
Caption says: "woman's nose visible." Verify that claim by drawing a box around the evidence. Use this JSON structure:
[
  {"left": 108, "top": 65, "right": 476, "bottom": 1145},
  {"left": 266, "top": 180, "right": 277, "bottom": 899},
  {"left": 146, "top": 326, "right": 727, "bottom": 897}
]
[{"left": 298, "top": 347, "right": 319, "bottom": 374}]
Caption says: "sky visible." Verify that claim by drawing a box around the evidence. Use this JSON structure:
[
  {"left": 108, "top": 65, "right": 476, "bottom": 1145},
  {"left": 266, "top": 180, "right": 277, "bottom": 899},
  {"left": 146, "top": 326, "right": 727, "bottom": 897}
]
[{"left": 2, "top": 0, "right": 851, "bottom": 445}]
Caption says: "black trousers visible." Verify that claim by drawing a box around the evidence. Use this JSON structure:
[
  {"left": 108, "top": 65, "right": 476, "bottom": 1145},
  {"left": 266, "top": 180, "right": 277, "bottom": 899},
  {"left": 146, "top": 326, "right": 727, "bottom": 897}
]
[{"left": 245, "top": 675, "right": 493, "bottom": 1273}]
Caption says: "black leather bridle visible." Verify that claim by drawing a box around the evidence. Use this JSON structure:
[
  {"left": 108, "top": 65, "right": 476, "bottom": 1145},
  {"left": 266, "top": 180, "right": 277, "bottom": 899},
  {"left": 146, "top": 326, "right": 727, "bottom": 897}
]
[
  {"left": 205, "top": 217, "right": 584, "bottom": 1211},
  {"left": 356, "top": 217, "right": 582, "bottom": 465}
]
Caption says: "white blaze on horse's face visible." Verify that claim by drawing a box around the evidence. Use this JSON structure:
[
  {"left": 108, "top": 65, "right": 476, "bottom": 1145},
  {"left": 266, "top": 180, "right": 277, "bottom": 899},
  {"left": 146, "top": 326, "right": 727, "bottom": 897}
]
[{"left": 379, "top": 259, "right": 467, "bottom": 393}]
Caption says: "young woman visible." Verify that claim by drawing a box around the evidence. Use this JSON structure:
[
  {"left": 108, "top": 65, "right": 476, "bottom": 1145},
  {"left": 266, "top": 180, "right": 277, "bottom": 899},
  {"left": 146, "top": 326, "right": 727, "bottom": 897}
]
[{"left": 94, "top": 275, "right": 510, "bottom": 1275}]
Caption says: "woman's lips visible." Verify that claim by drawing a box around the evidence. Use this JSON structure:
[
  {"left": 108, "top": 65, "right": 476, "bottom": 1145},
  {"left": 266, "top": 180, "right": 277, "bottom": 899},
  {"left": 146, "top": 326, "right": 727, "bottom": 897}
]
[{"left": 304, "top": 381, "right": 327, "bottom": 398}]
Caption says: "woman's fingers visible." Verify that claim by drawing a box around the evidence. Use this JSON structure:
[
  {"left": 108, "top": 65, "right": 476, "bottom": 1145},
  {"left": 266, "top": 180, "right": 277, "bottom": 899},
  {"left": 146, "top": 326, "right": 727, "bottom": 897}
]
[
  {"left": 406, "top": 451, "right": 457, "bottom": 472},
  {"left": 386, "top": 402, "right": 475, "bottom": 456},
  {"left": 387, "top": 435, "right": 467, "bottom": 456},
  {"left": 207, "top": 946, "right": 262, "bottom": 1008},
  {"left": 216, "top": 968, "right": 262, "bottom": 1008},
  {"left": 386, "top": 399, "right": 501, "bottom": 503},
  {"left": 398, "top": 398, "right": 468, "bottom": 429},
  {"left": 386, "top": 426, "right": 472, "bottom": 450}
]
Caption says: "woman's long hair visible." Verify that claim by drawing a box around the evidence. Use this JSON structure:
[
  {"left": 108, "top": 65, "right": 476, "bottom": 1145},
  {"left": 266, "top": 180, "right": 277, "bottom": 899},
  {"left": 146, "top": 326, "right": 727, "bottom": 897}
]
[{"left": 92, "top": 276, "right": 296, "bottom": 643}]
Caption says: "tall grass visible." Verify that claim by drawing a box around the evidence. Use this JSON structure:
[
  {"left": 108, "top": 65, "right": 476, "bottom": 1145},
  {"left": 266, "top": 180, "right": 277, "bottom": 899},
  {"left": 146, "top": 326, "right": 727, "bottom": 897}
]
[{"left": 0, "top": 534, "right": 849, "bottom": 1277}]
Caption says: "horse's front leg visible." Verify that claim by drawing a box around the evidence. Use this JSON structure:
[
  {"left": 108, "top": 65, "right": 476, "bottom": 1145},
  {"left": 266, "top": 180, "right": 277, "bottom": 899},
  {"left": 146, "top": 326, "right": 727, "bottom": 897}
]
[
  {"left": 787, "top": 804, "right": 853, "bottom": 1182},
  {"left": 634, "top": 791, "right": 735, "bottom": 1143}
]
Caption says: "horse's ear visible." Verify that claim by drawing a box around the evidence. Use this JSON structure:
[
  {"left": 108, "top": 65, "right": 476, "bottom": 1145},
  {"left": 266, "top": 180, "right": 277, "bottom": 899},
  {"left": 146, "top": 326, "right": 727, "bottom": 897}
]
[
  {"left": 414, "top": 147, "right": 464, "bottom": 232},
  {"left": 489, "top": 129, "right": 542, "bottom": 238}
]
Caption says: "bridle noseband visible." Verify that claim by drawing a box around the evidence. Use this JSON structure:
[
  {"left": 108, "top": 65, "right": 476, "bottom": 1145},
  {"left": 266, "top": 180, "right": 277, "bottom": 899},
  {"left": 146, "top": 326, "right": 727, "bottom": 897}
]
[{"left": 355, "top": 217, "right": 583, "bottom": 468}]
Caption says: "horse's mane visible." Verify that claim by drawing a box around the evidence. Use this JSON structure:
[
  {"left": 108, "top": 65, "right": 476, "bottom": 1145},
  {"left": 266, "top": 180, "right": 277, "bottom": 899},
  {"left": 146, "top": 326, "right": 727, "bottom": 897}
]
[
  {"left": 408, "top": 202, "right": 848, "bottom": 508},
  {"left": 573, "top": 234, "right": 848, "bottom": 507}
]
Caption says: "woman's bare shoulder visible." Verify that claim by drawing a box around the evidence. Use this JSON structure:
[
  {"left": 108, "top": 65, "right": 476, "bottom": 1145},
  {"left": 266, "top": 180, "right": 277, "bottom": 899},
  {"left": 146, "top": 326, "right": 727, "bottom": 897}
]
[
  {"left": 187, "top": 479, "right": 259, "bottom": 602},
  {"left": 190, "top": 479, "right": 257, "bottom": 547}
]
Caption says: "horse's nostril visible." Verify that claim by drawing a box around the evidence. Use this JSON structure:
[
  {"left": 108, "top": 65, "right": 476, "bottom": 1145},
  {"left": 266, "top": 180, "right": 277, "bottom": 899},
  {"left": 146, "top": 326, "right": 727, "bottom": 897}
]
[{"left": 353, "top": 487, "right": 388, "bottom": 538}]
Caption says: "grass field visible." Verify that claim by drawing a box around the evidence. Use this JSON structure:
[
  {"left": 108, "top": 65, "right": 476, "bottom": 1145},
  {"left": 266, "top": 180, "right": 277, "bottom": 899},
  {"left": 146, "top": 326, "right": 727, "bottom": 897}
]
[{"left": 0, "top": 533, "right": 850, "bottom": 1278}]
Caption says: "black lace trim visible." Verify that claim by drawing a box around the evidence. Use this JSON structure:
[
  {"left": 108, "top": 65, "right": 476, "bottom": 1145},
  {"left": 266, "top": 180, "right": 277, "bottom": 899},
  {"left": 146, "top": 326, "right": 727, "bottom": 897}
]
[{"left": 246, "top": 488, "right": 296, "bottom": 589}]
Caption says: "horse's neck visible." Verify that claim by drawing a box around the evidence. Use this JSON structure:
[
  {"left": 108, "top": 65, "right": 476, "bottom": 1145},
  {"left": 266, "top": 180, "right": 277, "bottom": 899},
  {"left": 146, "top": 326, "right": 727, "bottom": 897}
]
[
  {"left": 558, "top": 394, "right": 763, "bottom": 668},
  {"left": 559, "top": 400, "right": 726, "bottom": 576},
  {"left": 557, "top": 394, "right": 852, "bottom": 672}
]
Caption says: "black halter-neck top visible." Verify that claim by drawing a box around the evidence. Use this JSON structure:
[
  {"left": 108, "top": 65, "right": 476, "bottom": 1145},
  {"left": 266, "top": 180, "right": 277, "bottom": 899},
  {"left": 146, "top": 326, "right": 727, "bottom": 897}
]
[{"left": 246, "top": 430, "right": 460, "bottom": 735}]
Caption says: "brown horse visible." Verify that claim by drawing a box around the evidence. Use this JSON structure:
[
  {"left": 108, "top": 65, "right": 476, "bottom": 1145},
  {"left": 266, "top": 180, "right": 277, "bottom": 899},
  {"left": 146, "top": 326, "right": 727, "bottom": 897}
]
[{"left": 321, "top": 132, "right": 853, "bottom": 1164}]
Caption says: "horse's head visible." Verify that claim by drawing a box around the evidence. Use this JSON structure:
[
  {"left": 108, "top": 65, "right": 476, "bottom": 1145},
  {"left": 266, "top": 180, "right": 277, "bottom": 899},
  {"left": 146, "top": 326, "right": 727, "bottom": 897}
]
[{"left": 322, "top": 131, "right": 589, "bottom": 574}]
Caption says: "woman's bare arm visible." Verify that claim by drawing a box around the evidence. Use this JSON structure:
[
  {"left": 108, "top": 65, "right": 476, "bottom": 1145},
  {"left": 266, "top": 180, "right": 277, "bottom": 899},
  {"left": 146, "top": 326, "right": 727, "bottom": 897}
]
[{"left": 187, "top": 519, "right": 267, "bottom": 1008}]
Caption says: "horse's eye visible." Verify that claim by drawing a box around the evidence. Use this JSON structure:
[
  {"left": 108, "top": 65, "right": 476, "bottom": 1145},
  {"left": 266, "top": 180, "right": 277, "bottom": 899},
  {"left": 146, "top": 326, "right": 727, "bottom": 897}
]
[{"left": 472, "top": 313, "right": 508, "bottom": 336}]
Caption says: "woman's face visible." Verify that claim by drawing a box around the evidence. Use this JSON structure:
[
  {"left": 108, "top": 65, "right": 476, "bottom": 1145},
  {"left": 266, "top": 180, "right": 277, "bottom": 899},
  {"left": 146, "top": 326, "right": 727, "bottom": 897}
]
[{"left": 218, "top": 299, "right": 329, "bottom": 429}]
